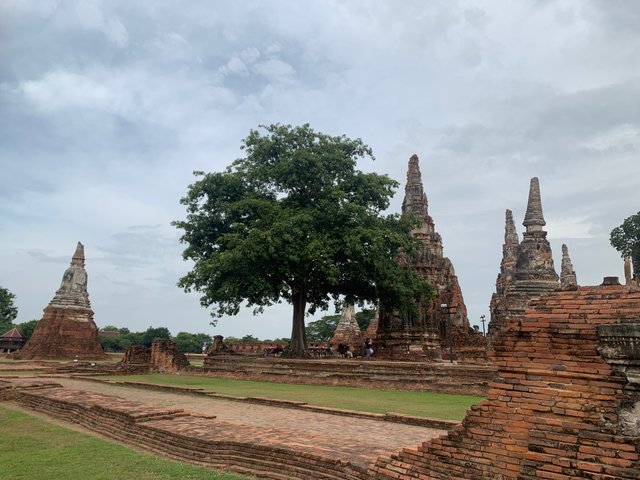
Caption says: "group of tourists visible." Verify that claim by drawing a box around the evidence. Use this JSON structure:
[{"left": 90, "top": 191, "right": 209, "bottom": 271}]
[{"left": 336, "top": 338, "right": 374, "bottom": 359}]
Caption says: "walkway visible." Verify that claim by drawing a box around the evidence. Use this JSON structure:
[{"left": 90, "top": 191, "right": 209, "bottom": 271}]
[{"left": 53, "top": 377, "right": 443, "bottom": 470}]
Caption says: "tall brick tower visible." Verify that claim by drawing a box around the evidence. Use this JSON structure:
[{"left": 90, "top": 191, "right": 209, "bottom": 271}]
[
  {"left": 14, "top": 242, "right": 108, "bottom": 360},
  {"left": 489, "top": 178, "right": 564, "bottom": 338},
  {"left": 377, "top": 155, "right": 484, "bottom": 360}
]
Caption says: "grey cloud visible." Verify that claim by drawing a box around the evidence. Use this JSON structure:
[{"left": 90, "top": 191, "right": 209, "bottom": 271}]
[
  {"left": 97, "top": 225, "right": 181, "bottom": 268},
  {"left": 27, "top": 251, "right": 70, "bottom": 264}
]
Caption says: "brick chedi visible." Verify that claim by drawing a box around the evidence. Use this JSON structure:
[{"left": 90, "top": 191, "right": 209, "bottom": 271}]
[
  {"left": 330, "top": 304, "right": 364, "bottom": 354},
  {"left": 369, "top": 281, "right": 640, "bottom": 479},
  {"left": 495, "top": 209, "right": 519, "bottom": 296},
  {"left": 13, "top": 242, "right": 108, "bottom": 360},
  {"left": 560, "top": 243, "right": 578, "bottom": 289},
  {"left": 377, "top": 155, "right": 485, "bottom": 361},
  {"left": 365, "top": 308, "right": 379, "bottom": 339},
  {"left": 489, "top": 178, "right": 564, "bottom": 339}
]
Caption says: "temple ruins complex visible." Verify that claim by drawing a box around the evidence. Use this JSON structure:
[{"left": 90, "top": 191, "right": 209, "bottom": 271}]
[{"left": 13, "top": 242, "right": 108, "bottom": 360}]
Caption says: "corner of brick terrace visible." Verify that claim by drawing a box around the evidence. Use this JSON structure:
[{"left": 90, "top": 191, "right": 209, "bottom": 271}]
[{"left": 370, "top": 280, "right": 640, "bottom": 479}]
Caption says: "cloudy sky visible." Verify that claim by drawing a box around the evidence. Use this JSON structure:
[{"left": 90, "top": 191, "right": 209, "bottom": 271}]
[{"left": 1, "top": 1, "right": 639, "bottom": 339}]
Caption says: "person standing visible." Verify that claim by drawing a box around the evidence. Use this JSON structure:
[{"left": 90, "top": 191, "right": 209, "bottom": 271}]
[{"left": 363, "top": 338, "right": 373, "bottom": 360}]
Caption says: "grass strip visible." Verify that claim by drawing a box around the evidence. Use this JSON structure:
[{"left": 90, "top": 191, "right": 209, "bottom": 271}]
[
  {"left": 104, "top": 374, "right": 483, "bottom": 420},
  {"left": 0, "top": 405, "right": 249, "bottom": 480}
]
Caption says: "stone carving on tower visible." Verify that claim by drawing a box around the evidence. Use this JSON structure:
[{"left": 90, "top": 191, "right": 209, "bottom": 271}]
[
  {"left": 376, "top": 155, "right": 485, "bottom": 361},
  {"left": 13, "top": 242, "right": 108, "bottom": 360},
  {"left": 488, "top": 178, "right": 577, "bottom": 339}
]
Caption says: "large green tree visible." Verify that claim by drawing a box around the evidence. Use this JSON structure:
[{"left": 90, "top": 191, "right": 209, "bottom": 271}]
[
  {"left": 174, "top": 124, "right": 431, "bottom": 357},
  {"left": 306, "top": 315, "right": 340, "bottom": 342},
  {"left": 16, "top": 320, "right": 38, "bottom": 341},
  {"left": 0, "top": 286, "right": 18, "bottom": 333},
  {"left": 173, "top": 332, "right": 211, "bottom": 353},
  {"left": 610, "top": 211, "right": 640, "bottom": 281}
]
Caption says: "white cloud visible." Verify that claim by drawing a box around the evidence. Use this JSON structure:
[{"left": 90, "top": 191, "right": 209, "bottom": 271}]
[
  {"left": 75, "top": 1, "right": 129, "bottom": 47},
  {"left": 20, "top": 69, "right": 130, "bottom": 113},
  {"left": 581, "top": 124, "right": 640, "bottom": 153},
  {"left": 254, "top": 58, "right": 296, "bottom": 84},
  {"left": 546, "top": 216, "right": 596, "bottom": 240}
]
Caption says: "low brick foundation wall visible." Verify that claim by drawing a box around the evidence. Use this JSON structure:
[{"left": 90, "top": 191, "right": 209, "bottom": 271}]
[
  {"left": 201, "top": 357, "right": 493, "bottom": 396},
  {"left": 75, "top": 377, "right": 460, "bottom": 430},
  {"left": 368, "top": 284, "right": 640, "bottom": 479},
  {"left": 0, "top": 378, "right": 378, "bottom": 479}
]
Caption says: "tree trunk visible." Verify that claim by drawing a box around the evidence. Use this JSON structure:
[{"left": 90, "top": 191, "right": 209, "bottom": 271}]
[{"left": 289, "top": 288, "right": 309, "bottom": 357}]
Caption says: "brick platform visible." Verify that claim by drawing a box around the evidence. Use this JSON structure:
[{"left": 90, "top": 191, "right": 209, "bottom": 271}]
[
  {"left": 0, "top": 377, "right": 446, "bottom": 479},
  {"left": 369, "top": 284, "right": 640, "bottom": 479},
  {"left": 202, "top": 357, "right": 493, "bottom": 396}
]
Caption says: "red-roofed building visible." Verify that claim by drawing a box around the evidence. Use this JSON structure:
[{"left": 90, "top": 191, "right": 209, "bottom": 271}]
[{"left": 0, "top": 327, "right": 25, "bottom": 353}]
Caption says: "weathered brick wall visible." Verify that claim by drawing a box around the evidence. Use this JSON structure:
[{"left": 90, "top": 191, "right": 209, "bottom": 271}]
[
  {"left": 119, "top": 341, "right": 190, "bottom": 373},
  {"left": 150, "top": 340, "right": 190, "bottom": 373},
  {"left": 370, "top": 284, "right": 640, "bottom": 479},
  {"left": 224, "top": 341, "right": 281, "bottom": 355}
]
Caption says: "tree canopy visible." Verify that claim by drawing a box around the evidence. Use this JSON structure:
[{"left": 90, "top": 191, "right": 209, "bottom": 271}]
[
  {"left": 306, "top": 315, "right": 340, "bottom": 342},
  {"left": 16, "top": 320, "right": 38, "bottom": 341},
  {"left": 610, "top": 211, "right": 640, "bottom": 281},
  {"left": 173, "top": 332, "right": 211, "bottom": 353},
  {"left": 174, "top": 124, "right": 432, "bottom": 356},
  {"left": 0, "top": 286, "right": 18, "bottom": 333}
]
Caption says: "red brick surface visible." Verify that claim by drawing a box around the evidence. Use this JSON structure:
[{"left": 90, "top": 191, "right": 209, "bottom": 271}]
[
  {"left": 369, "top": 284, "right": 640, "bottom": 479},
  {"left": 0, "top": 377, "right": 445, "bottom": 480}
]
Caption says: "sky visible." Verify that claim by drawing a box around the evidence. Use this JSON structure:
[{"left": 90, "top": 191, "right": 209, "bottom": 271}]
[{"left": 1, "top": 1, "right": 639, "bottom": 339}]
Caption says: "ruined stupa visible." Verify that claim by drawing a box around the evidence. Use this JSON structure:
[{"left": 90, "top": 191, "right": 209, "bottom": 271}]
[
  {"left": 489, "top": 178, "right": 571, "bottom": 338},
  {"left": 376, "top": 155, "right": 485, "bottom": 360},
  {"left": 560, "top": 243, "right": 578, "bottom": 289},
  {"left": 13, "top": 242, "right": 108, "bottom": 360},
  {"left": 330, "top": 304, "right": 364, "bottom": 354}
]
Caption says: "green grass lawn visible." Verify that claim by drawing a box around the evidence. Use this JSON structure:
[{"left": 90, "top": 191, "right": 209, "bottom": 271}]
[
  {"left": 0, "top": 405, "right": 249, "bottom": 480},
  {"left": 103, "top": 374, "right": 483, "bottom": 420}
]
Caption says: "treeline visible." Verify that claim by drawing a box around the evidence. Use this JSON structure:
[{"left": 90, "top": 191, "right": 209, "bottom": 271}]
[
  {"left": 99, "top": 326, "right": 210, "bottom": 354},
  {"left": 99, "top": 327, "right": 290, "bottom": 354}
]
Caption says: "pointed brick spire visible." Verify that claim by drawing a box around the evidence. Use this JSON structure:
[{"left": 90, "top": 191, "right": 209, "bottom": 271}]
[
  {"left": 52, "top": 242, "right": 91, "bottom": 309},
  {"left": 495, "top": 209, "right": 520, "bottom": 295},
  {"left": 514, "top": 177, "right": 559, "bottom": 290},
  {"left": 523, "top": 177, "right": 546, "bottom": 232},
  {"left": 71, "top": 241, "right": 85, "bottom": 267},
  {"left": 330, "top": 303, "right": 363, "bottom": 354},
  {"left": 504, "top": 209, "right": 519, "bottom": 246},
  {"left": 402, "top": 154, "right": 430, "bottom": 219},
  {"left": 365, "top": 307, "right": 379, "bottom": 338},
  {"left": 334, "top": 304, "right": 360, "bottom": 333},
  {"left": 560, "top": 244, "right": 578, "bottom": 289}
]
